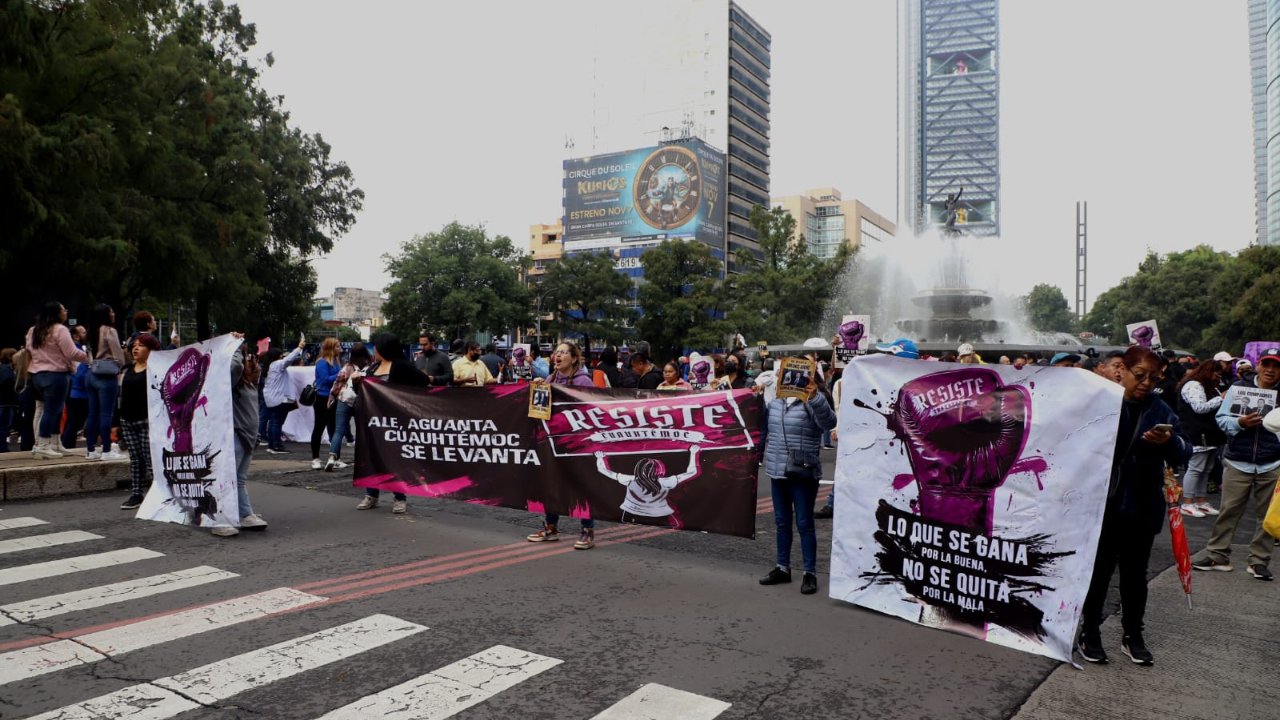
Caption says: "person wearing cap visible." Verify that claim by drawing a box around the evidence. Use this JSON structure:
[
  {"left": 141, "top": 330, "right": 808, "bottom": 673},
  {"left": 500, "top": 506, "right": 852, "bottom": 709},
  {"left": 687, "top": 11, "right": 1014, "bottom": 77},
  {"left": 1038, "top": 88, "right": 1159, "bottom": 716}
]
[
  {"left": 875, "top": 338, "right": 920, "bottom": 359},
  {"left": 1050, "top": 352, "right": 1081, "bottom": 368},
  {"left": 957, "top": 343, "right": 983, "bottom": 364},
  {"left": 1212, "top": 351, "right": 1234, "bottom": 375},
  {"left": 1193, "top": 346, "right": 1280, "bottom": 580}
]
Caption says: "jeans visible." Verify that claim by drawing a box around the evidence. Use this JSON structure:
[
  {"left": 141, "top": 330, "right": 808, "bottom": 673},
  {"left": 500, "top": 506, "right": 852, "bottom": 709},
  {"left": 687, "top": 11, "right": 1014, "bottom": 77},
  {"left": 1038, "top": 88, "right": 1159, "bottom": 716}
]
[
  {"left": 61, "top": 397, "right": 88, "bottom": 448},
  {"left": 771, "top": 476, "right": 819, "bottom": 573},
  {"left": 822, "top": 429, "right": 833, "bottom": 447},
  {"left": 329, "top": 401, "right": 354, "bottom": 458},
  {"left": 365, "top": 488, "right": 406, "bottom": 501},
  {"left": 310, "top": 398, "right": 336, "bottom": 459},
  {"left": 234, "top": 434, "right": 255, "bottom": 518},
  {"left": 0, "top": 406, "right": 13, "bottom": 452},
  {"left": 30, "top": 371, "right": 71, "bottom": 439},
  {"left": 85, "top": 372, "right": 120, "bottom": 453},
  {"left": 266, "top": 404, "right": 290, "bottom": 450},
  {"left": 1182, "top": 448, "right": 1217, "bottom": 500},
  {"left": 545, "top": 513, "right": 594, "bottom": 530},
  {"left": 17, "top": 387, "right": 35, "bottom": 451},
  {"left": 1081, "top": 510, "right": 1156, "bottom": 637}
]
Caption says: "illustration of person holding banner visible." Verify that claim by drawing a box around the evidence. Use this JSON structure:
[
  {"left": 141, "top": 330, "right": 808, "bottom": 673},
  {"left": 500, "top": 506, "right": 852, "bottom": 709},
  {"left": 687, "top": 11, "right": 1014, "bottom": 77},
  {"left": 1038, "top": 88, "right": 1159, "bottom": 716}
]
[{"left": 595, "top": 446, "right": 702, "bottom": 528}]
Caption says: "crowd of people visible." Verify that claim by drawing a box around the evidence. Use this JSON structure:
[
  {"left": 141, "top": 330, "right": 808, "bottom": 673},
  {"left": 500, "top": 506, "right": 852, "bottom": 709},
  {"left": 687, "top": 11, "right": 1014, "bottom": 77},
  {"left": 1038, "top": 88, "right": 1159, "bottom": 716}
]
[{"left": 3, "top": 307, "right": 1276, "bottom": 666}]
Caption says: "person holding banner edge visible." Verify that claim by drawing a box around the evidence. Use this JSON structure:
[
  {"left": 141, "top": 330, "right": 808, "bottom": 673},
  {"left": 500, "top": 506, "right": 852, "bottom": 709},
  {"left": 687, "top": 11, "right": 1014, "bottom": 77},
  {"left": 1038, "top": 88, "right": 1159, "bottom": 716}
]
[
  {"left": 357, "top": 334, "right": 430, "bottom": 513},
  {"left": 757, "top": 372, "right": 838, "bottom": 595},
  {"left": 1078, "top": 346, "right": 1192, "bottom": 666},
  {"left": 527, "top": 341, "right": 598, "bottom": 550},
  {"left": 212, "top": 334, "right": 268, "bottom": 537}
]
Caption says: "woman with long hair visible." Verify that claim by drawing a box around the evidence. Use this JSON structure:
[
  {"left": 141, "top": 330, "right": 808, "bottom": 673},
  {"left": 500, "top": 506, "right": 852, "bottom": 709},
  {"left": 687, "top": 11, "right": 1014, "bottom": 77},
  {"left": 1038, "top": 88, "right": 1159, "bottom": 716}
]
[
  {"left": 357, "top": 334, "right": 429, "bottom": 513},
  {"left": 1177, "top": 360, "right": 1226, "bottom": 517},
  {"left": 717, "top": 352, "right": 747, "bottom": 390},
  {"left": 260, "top": 336, "right": 306, "bottom": 454},
  {"left": 85, "top": 303, "right": 126, "bottom": 460},
  {"left": 310, "top": 337, "right": 342, "bottom": 470},
  {"left": 117, "top": 334, "right": 161, "bottom": 509},
  {"left": 24, "top": 301, "right": 89, "bottom": 458},
  {"left": 593, "top": 345, "right": 621, "bottom": 388},
  {"left": 527, "top": 341, "right": 598, "bottom": 549},
  {"left": 325, "top": 343, "right": 371, "bottom": 471},
  {"left": 1078, "top": 346, "right": 1191, "bottom": 666}
]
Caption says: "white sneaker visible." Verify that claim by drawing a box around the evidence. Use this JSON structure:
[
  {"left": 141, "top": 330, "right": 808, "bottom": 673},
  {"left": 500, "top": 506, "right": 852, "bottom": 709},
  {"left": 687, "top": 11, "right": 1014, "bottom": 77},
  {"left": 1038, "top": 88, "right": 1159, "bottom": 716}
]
[
  {"left": 211, "top": 526, "right": 239, "bottom": 537},
  {"left": 101, "top": 451, "right": 127, "bottom": 461},
  {"left": 1180, "top": 504, "right": 1206, "bottom": 518},
  {"left": 86, "top": 451, "right": 103, "bottom": 461},
  {"left": 311, "top": 458, "right": 323, "bottom": 470},
  {"left": 392, "top": 501, "right": 407, "bottom": 514},
  {"left": 356, "top": 496, "right": 379, "bottom": 510},
  {"left": 1197, "top": 502, "right": 1220, "bottom": 516},
  {"left": 331, "top": 458, "right": 348, "bottom": 469},
  {"left": 32, "top": 440, "right": 63, "bottom": 459},
  {"left": 240, "top": 514, "right": 268, "bottom": 530}
]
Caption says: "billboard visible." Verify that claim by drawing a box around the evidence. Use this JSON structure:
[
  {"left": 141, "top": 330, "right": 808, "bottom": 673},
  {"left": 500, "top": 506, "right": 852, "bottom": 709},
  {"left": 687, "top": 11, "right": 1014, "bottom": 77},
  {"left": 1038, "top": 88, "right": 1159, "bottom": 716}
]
[{"left": 563, "top": 139, "right": 726, "bottom": 248}]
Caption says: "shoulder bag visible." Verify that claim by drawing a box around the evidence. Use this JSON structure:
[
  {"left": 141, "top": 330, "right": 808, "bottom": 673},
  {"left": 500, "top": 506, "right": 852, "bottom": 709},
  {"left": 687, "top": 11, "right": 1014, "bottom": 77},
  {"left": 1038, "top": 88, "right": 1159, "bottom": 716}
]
[
  {"left": 781, "top": 400, "right": 820, "bottom": 482},
  {"left": 298, "top": 383, "right": 318, "bottom": 407}
]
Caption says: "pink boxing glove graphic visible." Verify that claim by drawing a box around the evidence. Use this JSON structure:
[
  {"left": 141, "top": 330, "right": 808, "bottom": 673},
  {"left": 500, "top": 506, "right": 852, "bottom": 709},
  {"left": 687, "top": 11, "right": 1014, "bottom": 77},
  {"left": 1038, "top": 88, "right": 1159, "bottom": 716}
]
[
  {"left": 691, "top": 360, "right": 712, "bottom": 384},
  {"left": 889, "top": 368, "right": 1031, "bottom": 533},
  {"left": 161, "top": 348, "right": 211, "bottom": 453},
  {"left": 1131, "top": 325, "right": 1155, "bottom": 348},
  {"left": 839, "top": 319, "right": 866, "bottom": 350},
  {"left": 512, "top": 347, "right": 527, "bottom": 367}
]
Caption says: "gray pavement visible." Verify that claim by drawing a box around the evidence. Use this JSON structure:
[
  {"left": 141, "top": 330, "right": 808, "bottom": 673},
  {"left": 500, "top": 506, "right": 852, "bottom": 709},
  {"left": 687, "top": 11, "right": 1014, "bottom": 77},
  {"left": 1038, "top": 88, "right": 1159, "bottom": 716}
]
[{"left": 0, "top": 442, "right": 1274, "bottom": 719}]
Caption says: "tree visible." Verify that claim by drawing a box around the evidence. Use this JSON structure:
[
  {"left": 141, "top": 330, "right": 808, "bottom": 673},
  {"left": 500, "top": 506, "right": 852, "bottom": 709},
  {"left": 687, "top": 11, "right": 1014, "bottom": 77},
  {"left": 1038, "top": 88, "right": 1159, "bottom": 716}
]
[
  {"left": 1203, "top": 245, "right": 1280, "bottom": 355},
  {"left": 382, "top": 222, "right": 530, "bottom": 341},
  {"left": 538, "top": 251, "right": 634, "bottom": 350},
  {"left": 636, "top": 239, "right": 727, "bottom": 359},
  {"left": 1022, "top": 284, "right": 1077, "bottom": 334},
  {"left": 726, "top": 205, "right": 852, "bottom": 345}
]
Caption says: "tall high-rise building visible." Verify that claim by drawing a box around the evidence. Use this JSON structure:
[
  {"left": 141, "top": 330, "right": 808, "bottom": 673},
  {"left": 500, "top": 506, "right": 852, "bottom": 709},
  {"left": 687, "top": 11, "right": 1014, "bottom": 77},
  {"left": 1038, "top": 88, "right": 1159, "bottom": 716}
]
[
  {"left": 898, "top": 0, "right": 1000, "bottom": 237},
  {"left": 1262, "top": 0, "right": 1280, "bottom": 246},
  {"left": 586, "top": 0, "right": 770, "bottom": 272},
  {"left": 1250, "top": 0, "right": 1269, "bottom": 245}
]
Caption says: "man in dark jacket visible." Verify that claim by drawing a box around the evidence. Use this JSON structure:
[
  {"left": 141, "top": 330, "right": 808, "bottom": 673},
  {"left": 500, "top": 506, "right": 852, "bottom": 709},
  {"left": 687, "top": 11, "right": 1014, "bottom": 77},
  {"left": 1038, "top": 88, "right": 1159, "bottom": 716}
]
[
  {"left": 414, "top": 332, "right": 454, "bottom": 386},
  {"left": 619, "top": 342, "right": 650, "bottom": 388},
  {"left": 628, "top": 352, "right": 663, "bottom": 390},
  {"left": 479, "top": 343, "right": 504, "bottom": 382},
  {"left": 1194, "top": 347, "right": 1280, "bottom": 580}
]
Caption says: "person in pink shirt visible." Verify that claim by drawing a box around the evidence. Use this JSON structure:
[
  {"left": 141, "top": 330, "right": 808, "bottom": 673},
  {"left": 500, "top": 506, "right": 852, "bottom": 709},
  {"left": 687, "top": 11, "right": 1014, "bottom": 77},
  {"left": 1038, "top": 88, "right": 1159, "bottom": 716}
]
[{"left": 24, "top": 302, "right": 89, "bottom": 458}]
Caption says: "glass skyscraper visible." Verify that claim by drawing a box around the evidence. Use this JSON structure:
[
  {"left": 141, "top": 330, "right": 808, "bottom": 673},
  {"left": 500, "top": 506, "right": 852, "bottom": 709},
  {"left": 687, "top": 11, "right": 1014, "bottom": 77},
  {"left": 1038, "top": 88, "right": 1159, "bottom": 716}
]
[
  {"left": 899, "top": 0, "right": 1000, "bottom": 237},
  {"left": 1264, "top": 0, "right": 1280, "bottom": 245}
]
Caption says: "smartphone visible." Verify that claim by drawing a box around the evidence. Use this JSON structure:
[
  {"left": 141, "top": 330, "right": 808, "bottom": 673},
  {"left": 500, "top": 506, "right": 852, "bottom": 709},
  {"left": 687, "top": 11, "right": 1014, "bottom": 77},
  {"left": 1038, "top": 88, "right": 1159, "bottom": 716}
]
[{"left": 1152, "top": 423, "right": 1172, "bottom": 432}]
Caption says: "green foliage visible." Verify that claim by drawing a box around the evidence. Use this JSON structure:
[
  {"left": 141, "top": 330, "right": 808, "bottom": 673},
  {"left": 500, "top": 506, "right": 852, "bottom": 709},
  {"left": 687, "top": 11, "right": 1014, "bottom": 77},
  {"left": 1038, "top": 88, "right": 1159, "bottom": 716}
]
[
  {"left": 1022, "top": 284, "right": 1077, "bottom": 334},
  {"left": 1081, "top": 245, "right": 1274, "bottom": 357},
  {"left": 382, "top": 222, "right": 530, "bottom": 342},
  {"left": 538, "top": 251, "right": 634, "bottom": 350},
  {"left": 0, "top": 0, "right": 363, "bottom": 343},
  {"left": 726, "top": 205, "right": 852, "bottom": 345},
  {"left": 637, "top": 239, "right": 728, "bottom": 360}
]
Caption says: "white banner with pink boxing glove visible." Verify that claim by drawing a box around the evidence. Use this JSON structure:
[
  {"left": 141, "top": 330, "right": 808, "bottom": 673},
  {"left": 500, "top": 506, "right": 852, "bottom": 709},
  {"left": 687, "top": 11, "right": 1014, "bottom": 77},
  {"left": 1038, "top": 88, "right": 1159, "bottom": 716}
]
[
  {"left": 830, "top": 354, "right": 1122, "bottom": 664},
  {"left": 138, "top": 334, "right": 241, "bottom": 528}
]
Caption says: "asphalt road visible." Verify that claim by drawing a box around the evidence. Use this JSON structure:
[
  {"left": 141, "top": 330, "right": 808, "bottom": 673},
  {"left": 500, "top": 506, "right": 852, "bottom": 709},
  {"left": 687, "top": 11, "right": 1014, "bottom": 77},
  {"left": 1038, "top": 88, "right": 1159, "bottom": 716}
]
[{"left": 0, "top": 443, "right": 1258, "bottom": 720}]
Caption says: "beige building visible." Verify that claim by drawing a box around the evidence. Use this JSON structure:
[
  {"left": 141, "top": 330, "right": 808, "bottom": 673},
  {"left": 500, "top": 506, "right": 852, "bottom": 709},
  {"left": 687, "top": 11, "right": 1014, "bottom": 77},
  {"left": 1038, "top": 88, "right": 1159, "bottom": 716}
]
[
  {"left": 527, "top": 222, "right": 564, "bottom": 278},
  {"left": 771, "top": 188, "right": 895, "bottom": 259}
]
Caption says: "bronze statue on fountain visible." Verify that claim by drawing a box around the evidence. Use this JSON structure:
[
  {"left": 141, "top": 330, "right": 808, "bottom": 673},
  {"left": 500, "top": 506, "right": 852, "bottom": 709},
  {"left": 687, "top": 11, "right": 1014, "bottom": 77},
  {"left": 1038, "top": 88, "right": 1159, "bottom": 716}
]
[{"left": 942, "top": 186, "right": 964, "bottom": 237}]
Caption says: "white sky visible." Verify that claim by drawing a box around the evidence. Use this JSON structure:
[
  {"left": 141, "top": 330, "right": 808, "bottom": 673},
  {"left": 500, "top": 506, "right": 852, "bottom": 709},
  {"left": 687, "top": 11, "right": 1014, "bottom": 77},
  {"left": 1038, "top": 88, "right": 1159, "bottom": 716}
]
[{"left": 235, "top": 0, "right": 1256, "bottom": 308}]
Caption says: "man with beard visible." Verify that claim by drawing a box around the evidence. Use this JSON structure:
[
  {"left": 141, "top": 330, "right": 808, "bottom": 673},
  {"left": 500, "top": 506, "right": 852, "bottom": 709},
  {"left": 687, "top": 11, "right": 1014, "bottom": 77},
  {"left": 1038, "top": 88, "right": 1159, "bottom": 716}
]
[{"left": 413, "top": 332, "right": 454, "bottom": 387}]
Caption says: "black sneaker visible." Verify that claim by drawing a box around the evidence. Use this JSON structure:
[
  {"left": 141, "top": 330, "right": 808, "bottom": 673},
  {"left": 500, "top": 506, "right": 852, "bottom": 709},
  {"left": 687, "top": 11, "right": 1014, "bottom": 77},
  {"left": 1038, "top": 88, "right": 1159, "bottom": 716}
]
[
  {"left": 800, "top": 572, "right": 818, "bottom": 595},
  {"left": 119, "top": 494, "right": 143, "bottom": 510},
  {"left": 1122, "top": 634, "right": 1153, "bottom": 665},
  {"left": 759, "top": 567, "right": 792, "bottom": 585},
  {"left": 1247, "top": 564, "right": 1274, "bottom": 581},
  {"left": 1077, "top": 634, "right": 1107, "bottom": 664},
  {"left": 1191, "top": 557, "right": 1233, "bottom": 572},
  {"left": 814, "top": 505, "right": 834, "bottom": 519}
]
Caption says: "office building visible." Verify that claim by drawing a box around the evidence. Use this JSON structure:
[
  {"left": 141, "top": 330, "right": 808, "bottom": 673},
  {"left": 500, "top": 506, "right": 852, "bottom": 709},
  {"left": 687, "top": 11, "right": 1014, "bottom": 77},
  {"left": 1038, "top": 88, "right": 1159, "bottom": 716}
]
[
  {"left": 1259, "top": 0, "right": 1278, "bottom": 245},
  {"left": 527, "top": 223, "right": 564, "bottom": 279},
  {"left": 772, "top": 188, "right": 896, "bottom": 259},
  {"left": 586, "top": 0, "right": 771, "bottom": 271},
  {"left": 899, "top": 0, "right": 1000, "bottom": 237}
]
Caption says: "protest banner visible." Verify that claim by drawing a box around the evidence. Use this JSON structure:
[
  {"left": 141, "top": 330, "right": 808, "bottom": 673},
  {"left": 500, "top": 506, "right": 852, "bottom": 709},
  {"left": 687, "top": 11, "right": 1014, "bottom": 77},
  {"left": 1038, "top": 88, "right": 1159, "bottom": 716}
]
[
  {"left": 829, "top": 355, "right": 1122, "bottom": 663},
  {"left": 137, "top": 334, "right": 242, "bottom": 528},
  {"left": 354, "top": 383, "right": 763, "bottom": 538},
  {"left": 834, "top": 314, "right": 871, "bottom": 367},
  {"left": 1126, "top": 320, "right": 1162, "bottom": 350}
]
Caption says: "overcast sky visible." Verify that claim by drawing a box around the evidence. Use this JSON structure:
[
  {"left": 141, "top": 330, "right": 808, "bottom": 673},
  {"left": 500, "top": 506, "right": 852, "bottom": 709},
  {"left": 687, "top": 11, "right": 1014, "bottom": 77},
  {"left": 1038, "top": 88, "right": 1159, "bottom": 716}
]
[{"left": 235, "top": 0, "right": 1255, "bottom": 308}]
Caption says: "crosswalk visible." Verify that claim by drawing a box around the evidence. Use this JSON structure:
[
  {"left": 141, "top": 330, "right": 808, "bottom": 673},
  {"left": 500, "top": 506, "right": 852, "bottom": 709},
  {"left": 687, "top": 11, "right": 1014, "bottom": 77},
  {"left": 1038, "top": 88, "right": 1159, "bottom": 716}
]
[{"left": 0, "top": 514, "right": 734, "bottom": 719}]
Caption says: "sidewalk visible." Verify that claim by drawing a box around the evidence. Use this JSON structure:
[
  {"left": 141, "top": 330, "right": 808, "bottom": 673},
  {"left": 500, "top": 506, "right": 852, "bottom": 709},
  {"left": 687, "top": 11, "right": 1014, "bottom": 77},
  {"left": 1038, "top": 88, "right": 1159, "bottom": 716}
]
[
  {"left": 1013, "top": 543, "right": 1280, "bottom": 720},
  {"left": 0, "top": 445, "right": 129, "bottom": 500}
]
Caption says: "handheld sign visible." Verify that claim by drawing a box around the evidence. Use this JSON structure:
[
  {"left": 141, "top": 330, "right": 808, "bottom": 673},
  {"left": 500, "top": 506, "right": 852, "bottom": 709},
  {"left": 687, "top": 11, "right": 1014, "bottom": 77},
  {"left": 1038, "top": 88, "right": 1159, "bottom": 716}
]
[
  {"left": 777, "top": 357, "right": 815, "bottom": 401},
  {"left": 528, "top": 384, "right": 552, "bottom": 421}
]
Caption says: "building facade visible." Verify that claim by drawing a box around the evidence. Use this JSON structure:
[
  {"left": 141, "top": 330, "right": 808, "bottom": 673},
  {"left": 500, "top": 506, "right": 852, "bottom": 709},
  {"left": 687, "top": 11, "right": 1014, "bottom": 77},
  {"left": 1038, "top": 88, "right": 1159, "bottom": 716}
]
[
  {"left": 325, "top": 287, "right": 385, "bottom": 324},
  {"left": 772, "top": 188, "right": 896, "bottom": 259},
  {"left": 1264, "top": 0, "right": 1280, "bottom": 245},
  {"left": 586, "top": 0, "right": 770, "bottom": 272},
  {"left": 899, "top": 0, "right": 1000, "bottom": 237},
  {"left": 526, "top": 223, "right": 564, "bottom": 279}
]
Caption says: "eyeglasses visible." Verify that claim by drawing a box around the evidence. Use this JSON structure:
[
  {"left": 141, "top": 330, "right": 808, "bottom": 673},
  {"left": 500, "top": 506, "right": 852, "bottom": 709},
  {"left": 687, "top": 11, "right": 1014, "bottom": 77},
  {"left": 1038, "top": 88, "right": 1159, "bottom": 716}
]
[{"left": 1128, "top": 369, "right": 1163, "bottom": 385}]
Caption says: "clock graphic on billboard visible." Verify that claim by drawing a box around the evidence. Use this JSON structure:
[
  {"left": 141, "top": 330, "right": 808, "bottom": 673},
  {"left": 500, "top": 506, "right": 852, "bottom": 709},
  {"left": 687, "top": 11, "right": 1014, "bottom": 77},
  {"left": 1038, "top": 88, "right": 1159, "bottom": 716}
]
[{"left": 634, "top": 146, "right": 701, "bottom": 230}]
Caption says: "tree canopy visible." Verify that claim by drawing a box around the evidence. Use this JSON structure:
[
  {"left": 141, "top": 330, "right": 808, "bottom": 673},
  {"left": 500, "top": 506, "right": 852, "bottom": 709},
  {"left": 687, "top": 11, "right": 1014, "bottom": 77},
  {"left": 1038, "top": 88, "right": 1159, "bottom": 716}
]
[
  {"left": 382, "top": 222, "right": 530, "bottom": 342},
  {"left": 637, "top": 239, "right": 728, "bottom": 360},
  {"left": 1, "top": 0, "right": 363, "bottom": 344},
  {"left": 1022, "top": 284, "right": 1077, "bottom": 334},
  {"left": 537, "top": 251, "right": 634, "bottom": 350}
]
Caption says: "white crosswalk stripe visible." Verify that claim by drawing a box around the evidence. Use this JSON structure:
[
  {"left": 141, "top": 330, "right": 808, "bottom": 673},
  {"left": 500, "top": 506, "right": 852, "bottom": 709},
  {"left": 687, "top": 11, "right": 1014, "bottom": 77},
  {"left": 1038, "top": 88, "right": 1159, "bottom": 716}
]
[
  {"left": 0, "top": 566, "right": 237, "bottom": 627},
  {"left": 26, "top": 614, "right": 428, "bottom": 720},
  {"left": 0, "top": 587, "right": 325, "bottom": 685},
  {"left": 591, "top": 683, "right": 731, "bottom": 720},
  {"left": 0, "top": 530, "right": 101, "bottom": 555},
  {"left": 0, "top": 516, "right": 48, "bottom": 530},
  {"left": 314, "top": 644, "right": 563, "bottom": 719},
  {"left": 0, "top": 547, "right": 165, "bottom": 587}
]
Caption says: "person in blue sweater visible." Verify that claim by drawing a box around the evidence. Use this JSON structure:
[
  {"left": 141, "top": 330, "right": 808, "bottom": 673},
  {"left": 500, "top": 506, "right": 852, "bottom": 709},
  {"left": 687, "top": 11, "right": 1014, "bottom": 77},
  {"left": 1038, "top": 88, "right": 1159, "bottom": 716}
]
[{"left": 310, "top": 338, "right": 343, "bottom": 470}]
